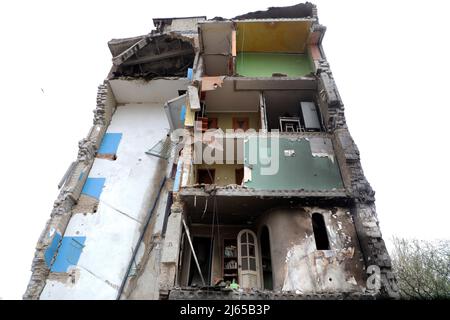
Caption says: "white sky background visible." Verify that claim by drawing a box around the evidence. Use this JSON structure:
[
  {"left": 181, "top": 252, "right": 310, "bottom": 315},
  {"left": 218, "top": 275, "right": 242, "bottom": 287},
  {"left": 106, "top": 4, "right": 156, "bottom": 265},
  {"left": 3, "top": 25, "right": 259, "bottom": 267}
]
[{"left": 0, "top": 0, "right": 449, "bottom": 299}]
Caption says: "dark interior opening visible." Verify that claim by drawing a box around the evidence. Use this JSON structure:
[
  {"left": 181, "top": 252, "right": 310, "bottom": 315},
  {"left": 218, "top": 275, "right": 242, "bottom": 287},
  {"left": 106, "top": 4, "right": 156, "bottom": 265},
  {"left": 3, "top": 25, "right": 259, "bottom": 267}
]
[
  {"left": 188, "top": 237, "right": 212, "bottom": 286},
  {"left": 263, "top": 90, "right": 323, "bottom": 132},
  {"left": 197, "top": 169, "right": 215, "bottom": 184},
  {"left": 235, "top": 168, "right": 244, "bottom": 185},
  {"left": 161, "top": 192, "right": 173, "bottom": 236},
  {"left": 312, "top": 213, "right": 330, "bottom": 250},
  {"left": 260, "top": 226, "right": 273, "bottom": 290}
]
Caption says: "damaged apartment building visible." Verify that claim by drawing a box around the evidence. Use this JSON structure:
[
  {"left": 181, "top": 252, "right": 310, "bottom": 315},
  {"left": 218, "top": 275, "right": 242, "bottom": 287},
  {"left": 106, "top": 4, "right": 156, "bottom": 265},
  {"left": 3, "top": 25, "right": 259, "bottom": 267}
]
[{"left": 24, "top": 3, "right": 399, "bottom": 300}]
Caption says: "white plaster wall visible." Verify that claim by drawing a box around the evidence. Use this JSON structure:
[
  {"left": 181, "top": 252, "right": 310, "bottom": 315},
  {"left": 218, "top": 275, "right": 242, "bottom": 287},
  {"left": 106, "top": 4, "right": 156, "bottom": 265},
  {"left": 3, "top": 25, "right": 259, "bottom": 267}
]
[
  {"left": 166, "top": 17, "right": 206, "bottom": 33},
  {"left": 41, "top": 103, "right": 170, "bottom": 299},
  {"left": 200, "top": 22, "right": 233, "bottom": 54},
  {"left": 205, "top": 80, "right": 259, "bottom": 112}
]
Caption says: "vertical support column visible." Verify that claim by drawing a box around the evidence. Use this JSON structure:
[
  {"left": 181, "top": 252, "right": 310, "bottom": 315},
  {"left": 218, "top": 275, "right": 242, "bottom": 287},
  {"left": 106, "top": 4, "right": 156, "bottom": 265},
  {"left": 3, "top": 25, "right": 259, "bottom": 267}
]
[
  {"left": 159, "top": 196, "right": 184, "bottom": 296},
  {"left": 352, "top": 202, "right": 399, "bottom": 298}
]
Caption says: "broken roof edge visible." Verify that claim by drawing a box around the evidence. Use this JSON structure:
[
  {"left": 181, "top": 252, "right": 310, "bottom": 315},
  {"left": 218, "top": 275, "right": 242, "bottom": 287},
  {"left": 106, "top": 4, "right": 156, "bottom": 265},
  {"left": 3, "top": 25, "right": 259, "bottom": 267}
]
[
  {"left": 206, "top": 2, "right": 317, "bottom": 21},
  {"left": 153, "top": 16, "right": 207, "bottom": 23},
  {"left": 109, "top": 32, "right": 196, "bottom": 69},
  {"left": 199, "top": 17, "right": 316, "bottom": 25},
  {"left": 204, "top": 1, "right": 318, "bottom": 22},
  {"left": 232, "top": 2, "right": 316, "bottom": 20}
]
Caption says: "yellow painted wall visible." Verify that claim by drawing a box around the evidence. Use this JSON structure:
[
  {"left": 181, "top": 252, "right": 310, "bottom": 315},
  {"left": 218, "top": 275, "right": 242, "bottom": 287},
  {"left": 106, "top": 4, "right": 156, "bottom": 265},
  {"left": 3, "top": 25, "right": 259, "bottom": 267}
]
[
  {"left": 205, "top": 112, "right": 260, "bottom": 130},
  {"left": 236, "top": 21, "right": 311, "bottom": 53},
  {"left": 195, "top": 164, "right": 244, "bottom": 185}
]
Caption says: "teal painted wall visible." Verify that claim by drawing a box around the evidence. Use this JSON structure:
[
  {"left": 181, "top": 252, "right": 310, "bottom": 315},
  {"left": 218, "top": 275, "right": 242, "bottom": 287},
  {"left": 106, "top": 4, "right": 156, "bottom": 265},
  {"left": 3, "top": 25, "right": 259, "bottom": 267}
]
[
  {"left": 244, "top": 137, "right": 343, "bottom": 190},
  {"left": 236, "top": 53, "right": 313, "bottom": 77}
]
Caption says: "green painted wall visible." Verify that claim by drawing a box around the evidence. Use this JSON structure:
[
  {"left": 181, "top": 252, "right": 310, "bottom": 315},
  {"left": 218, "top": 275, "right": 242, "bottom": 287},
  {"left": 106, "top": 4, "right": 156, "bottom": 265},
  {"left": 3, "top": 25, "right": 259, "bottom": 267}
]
[
  {"left": 244, "top": 137, "right": 343, "bottom": 190},
  {"left": 236, "top": 52, "right": 313, "bottom": 77}
]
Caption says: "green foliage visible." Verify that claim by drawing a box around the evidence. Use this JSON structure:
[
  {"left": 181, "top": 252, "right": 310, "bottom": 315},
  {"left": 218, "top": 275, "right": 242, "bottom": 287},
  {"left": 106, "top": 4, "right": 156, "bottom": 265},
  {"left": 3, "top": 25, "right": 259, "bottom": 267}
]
[{"left": 391, "top": 237, "right": 450, "bottom": 299}]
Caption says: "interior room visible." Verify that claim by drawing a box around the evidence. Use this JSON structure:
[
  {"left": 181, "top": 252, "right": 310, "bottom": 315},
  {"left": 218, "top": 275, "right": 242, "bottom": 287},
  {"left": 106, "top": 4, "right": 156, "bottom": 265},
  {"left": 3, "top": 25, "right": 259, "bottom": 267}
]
[
  {"left": 178, "top": 195, "right": 271, "bottom": 289},
  {"left": 189, "top": 80, "right": 261, "bottom": 185},
  {"left": 194, "top": 164, "right": 244, "bottom": 185},
  {"left": 236, "top": 20, "right": 314, "bottom": 77},
  {"left": 263, "top": 90, "right": 323, "bottom": 132}
]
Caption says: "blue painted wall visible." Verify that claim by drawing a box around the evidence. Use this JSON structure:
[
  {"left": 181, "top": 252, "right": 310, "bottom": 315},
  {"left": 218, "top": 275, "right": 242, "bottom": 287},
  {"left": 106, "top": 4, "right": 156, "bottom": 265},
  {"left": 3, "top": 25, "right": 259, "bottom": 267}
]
[
  {"left": 180, "top": 105, "right": 186, "bottom": 122},
  {"left": 50, "top": 236, "right": 86, "bottom": 273},
  {"left": 81, "top": 177, "right": 106, "bottom": 199},
  {"left": 98, "top": 133, "right": 122, "bottom": 155},
  {"left": 44, "top": 232, "right": 62, "bottom": 267}
]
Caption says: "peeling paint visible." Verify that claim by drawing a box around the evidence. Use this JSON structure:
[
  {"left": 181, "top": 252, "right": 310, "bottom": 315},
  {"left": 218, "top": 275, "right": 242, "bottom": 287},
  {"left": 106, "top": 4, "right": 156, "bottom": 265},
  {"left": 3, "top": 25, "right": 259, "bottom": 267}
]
[{"left": 309, "top": 136, "right": 335, "bottom": 163}]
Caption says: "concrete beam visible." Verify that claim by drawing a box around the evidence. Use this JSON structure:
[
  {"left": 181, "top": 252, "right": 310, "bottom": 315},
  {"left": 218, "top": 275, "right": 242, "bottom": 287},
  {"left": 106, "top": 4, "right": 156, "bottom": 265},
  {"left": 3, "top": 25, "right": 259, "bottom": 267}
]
[
  {"left": 122, "top": 48, "right": 194, "bottom": 67},
  {"left": 112, "top": 36, "right": 152, "bottom": 66}
]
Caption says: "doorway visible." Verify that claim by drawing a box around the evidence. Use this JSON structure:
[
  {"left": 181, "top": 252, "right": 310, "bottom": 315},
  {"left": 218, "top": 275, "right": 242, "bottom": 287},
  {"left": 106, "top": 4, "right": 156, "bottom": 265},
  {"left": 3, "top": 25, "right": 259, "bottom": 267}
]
[
  {"left": 188, "top": 237, "right": 212, "bottom": 286},
  {"left": 260, "top": 226, "right": 273, "bottom": 290},
  {"left": 237, "top": 229, "right": 260, "bottom": 289}
]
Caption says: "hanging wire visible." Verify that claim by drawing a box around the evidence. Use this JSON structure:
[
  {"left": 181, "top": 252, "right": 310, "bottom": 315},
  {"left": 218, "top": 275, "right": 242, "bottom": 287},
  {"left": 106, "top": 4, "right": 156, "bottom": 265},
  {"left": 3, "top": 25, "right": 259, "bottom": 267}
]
[
  {"left": 214, "top": 196, "right": 221, "bottom": 262},
  {"left": 208, "top": 194, "right": 216, "bottom": 288},
  {"left": 206, "top": 193, "right": 222, "bottom": 288},
  {"left": 240, "top": 24, "right": 245, "bottom": 72}
]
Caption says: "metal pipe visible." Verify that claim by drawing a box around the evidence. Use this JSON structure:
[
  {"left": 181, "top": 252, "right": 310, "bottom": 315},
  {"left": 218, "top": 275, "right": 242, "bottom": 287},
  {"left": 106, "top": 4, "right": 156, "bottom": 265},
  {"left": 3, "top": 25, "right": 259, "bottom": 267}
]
[
  {"left": 116, "top": 176, "right": 167, "bottom": 300},
  {"left": 182, "top": 217, "right": 206, "bottom": 286}
]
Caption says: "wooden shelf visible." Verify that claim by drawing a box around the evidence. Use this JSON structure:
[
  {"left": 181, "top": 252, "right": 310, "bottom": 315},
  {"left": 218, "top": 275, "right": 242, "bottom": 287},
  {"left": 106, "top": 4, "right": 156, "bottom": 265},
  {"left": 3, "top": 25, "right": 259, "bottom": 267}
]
[{"left": 223, "top": 238, "right": 238, "bottom": 283}]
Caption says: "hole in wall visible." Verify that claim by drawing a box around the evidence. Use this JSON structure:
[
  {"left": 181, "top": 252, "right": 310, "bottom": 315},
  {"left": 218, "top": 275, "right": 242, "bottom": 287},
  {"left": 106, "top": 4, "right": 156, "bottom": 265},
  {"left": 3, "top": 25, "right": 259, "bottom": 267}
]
[{"left": 312, "top": 213, "right": 330, "bottom": 250}]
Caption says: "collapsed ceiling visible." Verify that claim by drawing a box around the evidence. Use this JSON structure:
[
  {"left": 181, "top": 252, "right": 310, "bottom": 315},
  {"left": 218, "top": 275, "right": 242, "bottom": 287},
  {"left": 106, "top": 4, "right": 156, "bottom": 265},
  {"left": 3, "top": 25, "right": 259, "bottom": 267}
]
[{"left": 108, "top": 34, "right": 195, "bottom": 80}]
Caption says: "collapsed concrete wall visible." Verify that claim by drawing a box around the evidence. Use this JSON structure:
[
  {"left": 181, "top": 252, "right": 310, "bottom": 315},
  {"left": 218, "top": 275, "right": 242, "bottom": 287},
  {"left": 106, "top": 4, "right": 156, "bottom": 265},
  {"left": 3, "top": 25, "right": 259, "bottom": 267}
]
[
  {"left": 24, "top": 82, "right": 116, "bottom": 299},
  {"left": 109, "top": 34, "right": 196, "bottom": 80}
]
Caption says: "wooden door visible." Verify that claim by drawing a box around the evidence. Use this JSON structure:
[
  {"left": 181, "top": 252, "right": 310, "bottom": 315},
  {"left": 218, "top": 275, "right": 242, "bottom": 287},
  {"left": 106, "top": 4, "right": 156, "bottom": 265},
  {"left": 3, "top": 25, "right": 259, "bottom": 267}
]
[{"left": 237, "top": 229, "right": 260, "bottom": 289}]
